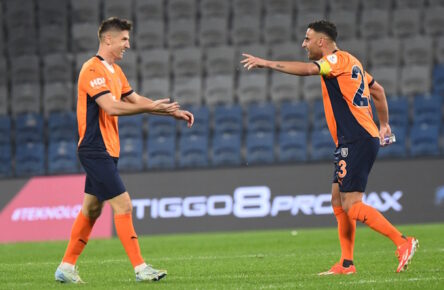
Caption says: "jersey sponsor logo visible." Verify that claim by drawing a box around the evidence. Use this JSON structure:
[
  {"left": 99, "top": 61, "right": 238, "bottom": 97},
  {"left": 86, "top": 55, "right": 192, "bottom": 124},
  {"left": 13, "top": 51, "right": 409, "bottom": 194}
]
[
  {"left": 90, "top": 77, "right": 106, "bottom": 88},
  {"left": 327, "top": 54, "right": 338, "bottom": 64},
  {"left": 132, "top": 186, "right": 403, "bottom": 219}
]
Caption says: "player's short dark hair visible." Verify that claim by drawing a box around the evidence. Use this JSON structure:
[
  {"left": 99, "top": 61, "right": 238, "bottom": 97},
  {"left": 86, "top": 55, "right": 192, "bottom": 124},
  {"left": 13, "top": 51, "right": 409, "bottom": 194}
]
[
  {"left": 98, "top": 17, "right": 132, "bottom": 40},
  {"left": 307, "top": 20, "right": 338, "bottom": 42}
]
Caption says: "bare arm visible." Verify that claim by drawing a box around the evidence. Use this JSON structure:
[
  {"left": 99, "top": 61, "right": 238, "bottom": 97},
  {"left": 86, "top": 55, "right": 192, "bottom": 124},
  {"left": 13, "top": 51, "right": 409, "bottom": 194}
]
[
  {"left": 240, "top": 53, "right": 320, "bottom": 76},
  {"left": 369, "top": 80, "right": 391, "bottom": 140}
]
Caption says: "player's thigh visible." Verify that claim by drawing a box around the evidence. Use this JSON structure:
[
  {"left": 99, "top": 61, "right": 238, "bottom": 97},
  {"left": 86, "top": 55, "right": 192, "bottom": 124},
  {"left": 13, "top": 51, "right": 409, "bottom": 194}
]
[{"left": 107, "top": 191, "right": 132, "bottom": 214}]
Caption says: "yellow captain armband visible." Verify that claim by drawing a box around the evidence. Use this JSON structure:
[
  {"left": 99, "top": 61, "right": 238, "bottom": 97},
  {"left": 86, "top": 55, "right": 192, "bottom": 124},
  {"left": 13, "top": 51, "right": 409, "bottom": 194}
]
[{"left": 316, "top": 59, "right": 332, "bottom": 76}]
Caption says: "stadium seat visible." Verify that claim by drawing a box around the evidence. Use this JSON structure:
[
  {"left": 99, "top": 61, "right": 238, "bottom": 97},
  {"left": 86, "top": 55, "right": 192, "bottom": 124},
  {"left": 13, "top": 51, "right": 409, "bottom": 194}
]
[
  {"left": 394, "top": 0, "right": 425, "bottom": 8},
  {"left": 39, "top": 24, "right": 68, "bottom": 55},
  {"left": 11, "top": 55, "right": 40, "bottom": 85},
  {"left": 368, "top": 38, "right": 400, "bottom": 67},
  {"left": 200, "top": 0, "right": 230, "bottom": 19},
  {"left": 11, "top": 83, "right": 41, "bottom": 115},
  {"left": 269, "top": 41, "right": 301, "bottom": 62},
  {"left": 141, "top": 78, "right": 170, "bottom": 101},
  {"left": 0, "top": 115, "right": 11, "bottom": 145},
  {"left": 237, "top": 74, "right": 268, "bottom": 105},
  {"left": 246, "top": 102, "right": 276, "bottom": 134},
  {"left": 361, "top": 0, "right": 393, "bottom": 11},
  {"left": 15, "top": 113, "right": 44, "bottom": 144},
  {"left": 118, "top": 50, "right": 138, "bottom": 84},
  {"left": 7, "top": 27, "right": 37, "bottom": 57},
  {"left": 204, "top": 75, "right": 234, "bottom": 106},
  {"left": 135, "top": 0, "right": 163, "bottom": 22},
  {"left": 199, "top": 17, "right": 228, "bottom": 48},
  {"left": 179, "top": 134, "right": 209, "bottom": 168},
  {"left": 15, "top": 142, "right": 45, "bottom": 177},
  {"left": 0, "top": 58, "right": 7, "bottom": 86},
  {"left": 232, "top": 0, "right": 262, "bottom": 19},
  {"left": 70, "top": 0, "right": 100, "bottom": 24},
  {"left": 279, "top": 101, "right": 309, "bottom": 133},
  {"left": 103, "top": 0, "right": 133, "bottom": 19},
  {"left": 378, "top": 126, "right": 407, "bottom": 159},
  {"left": 231, "top": 15, "right": 261, "bottom": 45},
  {"left": 386, "top": 97, "right": 409, "bottom": 129},
  {"left": 212, "top": 133, "right": 242, "bottom": 166},
  {"left": 37, "top": 0, "right": 68, "bottom": 27},
  {"left": 118, "top": 137, "right": 144, "bottom": 172},
  {"left": 360, "top": 9, "right": 390, "bottom": 39},
  {"left": 173, "top": 76, "right": 202, "bottom": 106},
  {"left": 432, "top": 65, "right": 444, "bottom": 96},
  {"left": 236, "top": 43, "right": 269, "bottom": 76},
  {"left": 369, "top": 66, "right": 399, "bottom": 97},
  {"left": 43, "top": 82, "right": 74, "bottom": 115},
  {"left": 205, "top": 45, "right": 235, "bottom": 76},
  {"left": 392, "top": 8, "right": 421, "bottom": 38},
  {"left": 72, "top": 23, "right": 98, "bottom": 52},
  {"left": 135, "top": 20, "right": 165, "bottom": 50},
  {"left": 139, "top": 49, "right": 170, "bottom": 79},
  {"left": 148, "top": 115, "right": 177, "bottom": 139},
  {"left": 172, "top": 47, "right": 202, "bottom": 77},
  {"left": 278, "top": 131, "right": 308, "bottom": 162},
  {"left": 270, "top": 72, "right": 302, "bottom": 103},
  {"left": 42, "top": 53, "right": 73, "bottom": 83},
  {"left": 412, "top": 95, "right": 443, "bottom": 127},
  {"left": 400, "top": 65, "right": 431, "bottom": 96},
  {"left": 264, "top": 0, "right": 293, "bottom": 16},
  {"left": 146, "top": 135, "right": 176, "bottom": 169},
  {"left": 0, "top": 143, "right": 12, "bottom": 178},
  {"left": 327, "top": 10, "right": 358, "bottom": 40},
  {"left": 294, "top": 11, "right": 324, "bottom": 40},
  {"left": 402, "top": 36, "right": 433, "bottom": 67},
  {"left": 329, "top": 0, "right": 359, "bottom": 12},
  {"left": 119, "top": 114, "right": 144, "bottom": 139},
  {"left": 310, "top": 129, "right": 335, "bottom": 161},
  {"left": 213, "top": 104, "right": 243, "bottom": 135},
  {"left": 168, "top": 0, "right": 196, "bottom": 20},
  {"left": 5, "top": 0, "right": 35, "bottom": 28},
  {"left": 48, "top": 111, "right": 77, "bottom": 142},
  {"left": 180, "top": 106, "right": 209, "bottom": 137},
  {"left": 410, "top": 124, "right": 440, "bottom": 157},
  {"left": 340, "top": 38, "right": 368, "bottom": 68},
  {"left": 246, "top": 132, "right": 275, "bottom": 165},
  {"left": 424, "top": 7, "right": 444, "bottom": 36},
  {"left": 429, "top": 0, "right": 444, "bottom": 7},
  {"left": 263, "top": 14, "right": 292, "bottom": 44},
  {"left": 312, "top": 100, "right": 327, "bottom": 130},
  {"left": 48, "top": 140, "right": 78, "bottom": 174},
  {"left": 0, "top": 86, "right": 8, "bottom": 116},
  {"left": 168, "top": 19, "right": 196, "bottom": 48},
  {"left": 303, "top": 76, "right": 322, "bottom": 101}
]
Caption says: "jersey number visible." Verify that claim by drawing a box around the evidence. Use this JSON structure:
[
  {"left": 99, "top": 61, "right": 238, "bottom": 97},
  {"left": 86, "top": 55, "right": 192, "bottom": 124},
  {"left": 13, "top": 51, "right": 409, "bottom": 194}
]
[{"left": 351, "top": 65, "right": 369, "bottom": 108}]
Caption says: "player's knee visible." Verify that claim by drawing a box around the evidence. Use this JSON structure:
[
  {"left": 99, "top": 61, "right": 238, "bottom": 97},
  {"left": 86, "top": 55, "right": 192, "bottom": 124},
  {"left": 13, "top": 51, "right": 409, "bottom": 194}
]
[{"left": 83, "top": 205, "right": 103, "bottom": 219}]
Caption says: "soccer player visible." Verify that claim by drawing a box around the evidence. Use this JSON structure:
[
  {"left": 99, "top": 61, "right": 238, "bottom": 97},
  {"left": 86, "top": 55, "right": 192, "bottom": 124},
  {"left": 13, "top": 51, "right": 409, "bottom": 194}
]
[
  {"left": 241, "top": 20, "right": 418, "bottom": 275},
  {"left": 54, "top": 17, "right": 194, "bottom": 283}
]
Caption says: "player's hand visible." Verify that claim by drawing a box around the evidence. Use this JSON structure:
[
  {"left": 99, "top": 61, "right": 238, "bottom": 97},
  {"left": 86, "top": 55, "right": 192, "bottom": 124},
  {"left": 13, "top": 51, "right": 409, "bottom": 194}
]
[
  {"left": 379, "top": 123, "right": 392, "bottom": 146},
  {"left": 241, "top": 53, "right": 268, "bottom": 70},
  {"left": 173, "top": 110, "right": 194, "bottom": 128},
  {"left": 151, "top": 98, "right": 180, "bottom": 114}
]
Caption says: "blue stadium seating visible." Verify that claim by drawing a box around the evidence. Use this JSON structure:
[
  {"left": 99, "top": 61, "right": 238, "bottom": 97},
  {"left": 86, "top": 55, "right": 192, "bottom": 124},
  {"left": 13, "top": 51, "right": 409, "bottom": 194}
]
[
  {"left": 278, "top": 130, "right": 308, "bottom": 162},
  {"left": 413, "top": 94, "right": 442, "bottom": 127},
  {"left": 0, "top": 115, "right": 11, "bottom": 145},
  {"left": 48, "top": 111, "right": 76, "bottom": 142},
  {"left": 310, "top": 129, "right": 335, "bottom": 161},
  {"left": 313, "top": 100, "right": 327, "bottom": 130},
  {"left": 410, "top": 123, "right": 440, "bottom": 156},
  {"left": 146, "top": 135, "right": 176, "bottom": 169},
  {"left": 386, "top": 97, "right": 409, "bottom": 129},
  {"left": 0, "top": 144, "right": 12, "bottom": 178},
  {"left": 179, "top": 134, "right": 209, "bottom": 168},
  {"left": 246, "top": 102, "right": 275, "bottom": 134},
  {"left": 213, "top": 104, "right": 243, "bottom": 135},
  {"left": 432, "top": 65, "right": 444, "bottom": 96},
  {"left": 148, "top": 115, "right": 177, "bottom": 138},
  {"left": 378, "top": 126, "right": 408, "bottom": 158},
  {"left": 180, "top": 106, "right": 210, "bottom": 137},
  {"left": 48, "top": 140, "right": 78, "bottom": 174},
  {"left": 118, "top": 114, "right": 143, "bottom": 139},
  {"left": 212, "top": 133, "right": 242, "bottom": 166},
  {"left": 279, "top": 100, "right": 309, "bottom": 133},
  {"left": 15, "top": 113, "right": 44, "bottom": 144},
  {"left": 15, "top": 142, "right": 45, "bottom": 176},
  {"left": 118, "top": 137, "right": 144, "bottom": 172},
  {"left": 246, "top": 132, "right": 275, "bottom": 164}
]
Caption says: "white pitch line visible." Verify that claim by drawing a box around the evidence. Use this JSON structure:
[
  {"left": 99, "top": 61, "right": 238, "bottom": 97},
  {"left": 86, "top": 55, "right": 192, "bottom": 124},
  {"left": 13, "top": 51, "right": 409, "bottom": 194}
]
[{"left": 338, "top": 276, "right": 444, "bottom": 285}]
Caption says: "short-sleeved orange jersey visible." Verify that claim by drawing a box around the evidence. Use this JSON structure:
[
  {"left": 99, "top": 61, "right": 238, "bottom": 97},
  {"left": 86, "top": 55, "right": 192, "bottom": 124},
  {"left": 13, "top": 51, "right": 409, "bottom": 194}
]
[
  {"left": 315, "top": 50, "right": 379, "bottom": 146},
  {"left": 77, "top": 55, "right": 133, "bottom": 157}
]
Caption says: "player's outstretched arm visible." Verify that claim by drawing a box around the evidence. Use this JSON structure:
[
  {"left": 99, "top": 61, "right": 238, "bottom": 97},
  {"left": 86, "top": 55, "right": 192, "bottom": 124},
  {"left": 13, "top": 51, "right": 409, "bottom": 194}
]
[
  {"left": 369, "top": 80, "right": 391, "bottom": 140},
  {"left": 240, "top": 53, "right": 319, "bottom": 76}
]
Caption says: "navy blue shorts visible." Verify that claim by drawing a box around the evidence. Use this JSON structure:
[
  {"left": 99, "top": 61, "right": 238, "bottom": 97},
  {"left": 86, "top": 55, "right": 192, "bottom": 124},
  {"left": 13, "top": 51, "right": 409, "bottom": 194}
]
[
  {"left": 332, "top": 137, "right": 379, "bottom": 192},
  {"left": 78, "top": 151, "right": 126, "bottom": 202}
]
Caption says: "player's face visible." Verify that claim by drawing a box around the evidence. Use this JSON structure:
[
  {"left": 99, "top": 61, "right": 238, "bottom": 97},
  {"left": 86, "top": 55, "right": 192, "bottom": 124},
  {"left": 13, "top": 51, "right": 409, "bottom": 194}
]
[
  {"left": 109, "top": 30, "right": 130, "bottom": 61},
  {"left": 302, "top": 28, "right": 323, "bottom": 61}
]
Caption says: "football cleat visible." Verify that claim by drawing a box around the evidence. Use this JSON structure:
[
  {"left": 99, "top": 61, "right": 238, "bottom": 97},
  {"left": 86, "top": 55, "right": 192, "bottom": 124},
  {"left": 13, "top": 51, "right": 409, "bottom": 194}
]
[
  {"left": 135, "top": 264, "right": 167, "bottom": 282},
  {"left": 396, "top": 237, "right": 419, "bottom": 273},
  {"left": 318, "top": 262, "right": 356, "bottom": 275},
  {"left": 55, "top": 266, "right": 85, "bottom": 284}
]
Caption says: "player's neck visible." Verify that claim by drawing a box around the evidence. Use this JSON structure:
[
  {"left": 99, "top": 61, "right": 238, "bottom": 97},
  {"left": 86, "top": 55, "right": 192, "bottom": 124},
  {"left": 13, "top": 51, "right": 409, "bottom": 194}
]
[
  {"left": 97, "top": 47, "right": 116, "bottom": 65},
  {"left": 322, "top": 44, "right": 339, "bottom": 57}
]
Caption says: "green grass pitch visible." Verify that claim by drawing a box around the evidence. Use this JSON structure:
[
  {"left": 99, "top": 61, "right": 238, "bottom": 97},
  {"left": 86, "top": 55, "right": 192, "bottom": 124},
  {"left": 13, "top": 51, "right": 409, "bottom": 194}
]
[{"left": 0, "top": 223, "right": 443, "bottom": 289}]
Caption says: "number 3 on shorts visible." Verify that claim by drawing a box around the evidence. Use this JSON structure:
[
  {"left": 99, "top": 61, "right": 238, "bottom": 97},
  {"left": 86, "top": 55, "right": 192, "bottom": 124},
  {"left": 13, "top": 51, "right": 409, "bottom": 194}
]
[{"left": 338, "top": 160, "right": 347, "bottom": 178}]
